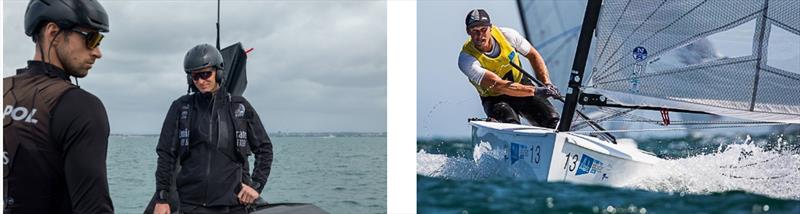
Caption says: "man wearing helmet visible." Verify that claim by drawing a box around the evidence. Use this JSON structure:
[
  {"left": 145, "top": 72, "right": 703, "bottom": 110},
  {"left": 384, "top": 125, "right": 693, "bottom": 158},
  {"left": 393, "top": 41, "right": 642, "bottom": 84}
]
[
  {"left": 458, "top": 9, "right": 561, "bottom": 128},
  {"left": 150, "top": 44, "right": 273, "bottom": 214},
  {"left": 3, "top": 0, "right": 113, "bottom": 213}
]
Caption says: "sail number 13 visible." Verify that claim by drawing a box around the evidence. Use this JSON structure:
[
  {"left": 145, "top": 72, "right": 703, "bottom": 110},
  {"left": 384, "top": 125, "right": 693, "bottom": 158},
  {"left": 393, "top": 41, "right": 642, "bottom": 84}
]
[{"left": 563, "top": 153, "right": 579, "bottom": 172}]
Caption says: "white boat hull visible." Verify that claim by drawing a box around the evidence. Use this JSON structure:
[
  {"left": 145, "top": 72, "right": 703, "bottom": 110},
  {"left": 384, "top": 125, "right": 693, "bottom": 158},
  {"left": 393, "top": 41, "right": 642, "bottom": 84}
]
[{"left": 470, "top": 121, "right": 663, "bottom": 187}]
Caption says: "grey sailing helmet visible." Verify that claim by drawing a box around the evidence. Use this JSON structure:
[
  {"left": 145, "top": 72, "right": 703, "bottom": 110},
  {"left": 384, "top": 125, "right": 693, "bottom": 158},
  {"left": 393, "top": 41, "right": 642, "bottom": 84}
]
[
  {"left": 25, "top": 0, "right": 110, "bottom": 39},
  {"left": 183, "top": 44, "right": 225, "bottom": 90}
]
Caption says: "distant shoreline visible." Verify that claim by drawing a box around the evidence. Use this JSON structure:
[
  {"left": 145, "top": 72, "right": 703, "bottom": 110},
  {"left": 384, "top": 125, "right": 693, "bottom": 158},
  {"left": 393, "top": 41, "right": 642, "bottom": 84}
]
[{"left": 111, "top": 132, "right": 387, "bottom": 138}]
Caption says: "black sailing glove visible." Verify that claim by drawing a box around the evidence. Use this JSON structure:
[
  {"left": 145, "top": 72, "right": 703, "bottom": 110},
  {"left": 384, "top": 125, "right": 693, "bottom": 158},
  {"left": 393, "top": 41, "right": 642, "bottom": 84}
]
[
  {"left": 534, "top": 86, "right": 557, "bottom": 98},
  {"left": 545, "top": 83, "right": 562, "bottom": 99}
]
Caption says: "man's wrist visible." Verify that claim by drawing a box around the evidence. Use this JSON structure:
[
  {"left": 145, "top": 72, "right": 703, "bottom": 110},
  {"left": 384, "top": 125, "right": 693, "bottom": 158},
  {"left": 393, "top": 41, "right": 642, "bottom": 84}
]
[
  {"left": 251, "top": 181, "right": 262, "bottom": 191},
  {"left": 155, "top": 189, "right": 170, "bottom": 203}
]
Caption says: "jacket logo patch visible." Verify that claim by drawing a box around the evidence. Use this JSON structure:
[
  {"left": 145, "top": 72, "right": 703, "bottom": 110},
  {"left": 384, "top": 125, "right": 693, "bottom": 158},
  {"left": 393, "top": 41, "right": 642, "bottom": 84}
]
[
  {"left": 4, "top": 105, "right": 38, "bottom": 124},
  {"left": 179, "top": 128, "right": 190, "bottom": 146},
  {"left": 180, "top": 104, "right": 190, "bottom": 120},
  {"left": 235, "top": 104, "right": 246, "bottom": 118},
  {"left": 236, "top": 131, "right": 247, "bottom": 147}
]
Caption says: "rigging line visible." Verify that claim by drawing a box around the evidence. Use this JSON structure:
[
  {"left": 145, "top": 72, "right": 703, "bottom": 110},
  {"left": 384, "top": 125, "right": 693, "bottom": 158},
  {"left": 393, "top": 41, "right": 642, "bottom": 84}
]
[
  {"left": 579, "top": 90, "right": 800, "bottom": 118},
  {"left": 765, "top": 17, "right": 800, "bottom": 35},
  {"left": 572, "top": 108, "right": 638, "bottom": 130},
  {"left": 597, "top": 6, "right": 764, "bottom": 82},
  {"left": 596, "top": 0, "right": 669, "bottom": 73},
  {"left": 593, "top": 58, "right": 756, "bottom": 85},
  {"left": 596, "top": 0, "right": 634, "bottom": 63},
  {"left": 750, "top": 0, "right": 770, "bottom": 111},
  {"left": 762, "top": 66, "right": 800, "bottom": 82},
  {"left": 566, "top": 123, "right": 787, "bottom": 134},
  {"left": 598, "top": 0, "right": 710, "bottom": 74},
  {"left": 618, "top": 10, "right": 765, "bottom": 79},
  {"left": 598, "top": 120, "right": 783, "bottom": 127},
  {"left": 580, "top": 84, "right": 795, "bottom": 117}
]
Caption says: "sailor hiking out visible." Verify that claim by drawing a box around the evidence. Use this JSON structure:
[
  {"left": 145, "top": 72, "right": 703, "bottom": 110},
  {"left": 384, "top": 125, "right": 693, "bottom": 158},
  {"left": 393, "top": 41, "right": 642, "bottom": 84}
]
[{"left": 458, "top": 9, "right": 561, "bottom": 128}]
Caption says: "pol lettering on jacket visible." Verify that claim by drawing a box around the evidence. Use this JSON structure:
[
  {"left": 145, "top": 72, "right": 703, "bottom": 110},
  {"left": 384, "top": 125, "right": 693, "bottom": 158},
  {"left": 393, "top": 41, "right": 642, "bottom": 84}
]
[{"left": 4, "top": 105, "right": 39, "bottom": 124}]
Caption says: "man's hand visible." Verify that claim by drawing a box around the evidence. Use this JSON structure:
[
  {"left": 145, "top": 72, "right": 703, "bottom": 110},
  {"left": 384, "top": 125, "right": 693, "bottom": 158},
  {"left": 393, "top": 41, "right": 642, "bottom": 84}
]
[
  {"left": 238, "top": 183, "right": 260, "bottom": 205},
  {"left": 154, "top": 203, "right": 171, "bottom": 214},
  {"left": 545, "top": 83, "right": 561, "bottom": 99},
  {"left": 534, "top": 86, "right": 558, "bottom": 98}
]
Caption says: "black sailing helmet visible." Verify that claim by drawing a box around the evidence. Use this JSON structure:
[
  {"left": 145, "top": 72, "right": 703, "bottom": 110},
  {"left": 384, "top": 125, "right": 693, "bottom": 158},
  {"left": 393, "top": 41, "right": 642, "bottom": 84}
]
[
  {"left": 24, "top": 0, "right": 110, "bottom": 40},
  {"left": 183, "top": 44, "right": 224, "bottom": 91}
]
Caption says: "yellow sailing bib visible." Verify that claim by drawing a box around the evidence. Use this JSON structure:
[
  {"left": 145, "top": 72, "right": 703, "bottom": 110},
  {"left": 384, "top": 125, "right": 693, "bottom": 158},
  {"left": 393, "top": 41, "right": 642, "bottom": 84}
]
[{"left": 462, "top": 26, "right": 523, "bottom": 97}]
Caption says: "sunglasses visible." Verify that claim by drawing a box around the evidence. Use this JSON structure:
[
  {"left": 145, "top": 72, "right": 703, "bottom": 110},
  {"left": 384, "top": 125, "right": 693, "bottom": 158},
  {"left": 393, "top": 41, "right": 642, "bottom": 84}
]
[
  {"left": 70, "top": 29, "right": 104, "bottom": 49},
  {"left": 191, "top": 71, "right": 214, "bottom": 81}
]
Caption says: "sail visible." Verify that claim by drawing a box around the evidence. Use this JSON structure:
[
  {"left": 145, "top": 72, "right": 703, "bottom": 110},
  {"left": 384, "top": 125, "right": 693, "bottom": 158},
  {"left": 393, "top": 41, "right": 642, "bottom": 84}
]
[
  {"left": 516, "top": 0, "right": 589, "bottom": 91},
  {"left": 587, "top": 0, "right": 800, "bottom": 123}
]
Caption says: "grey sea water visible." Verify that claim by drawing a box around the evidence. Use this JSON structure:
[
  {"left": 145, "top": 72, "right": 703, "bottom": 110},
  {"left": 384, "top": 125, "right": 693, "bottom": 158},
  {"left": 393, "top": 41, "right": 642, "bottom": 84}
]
[
  {"left": 107, "top": 136, "right": 386, "bottom": 214},
  {"left": 418, "top": 133, "right": 800, "bottom": 213}
]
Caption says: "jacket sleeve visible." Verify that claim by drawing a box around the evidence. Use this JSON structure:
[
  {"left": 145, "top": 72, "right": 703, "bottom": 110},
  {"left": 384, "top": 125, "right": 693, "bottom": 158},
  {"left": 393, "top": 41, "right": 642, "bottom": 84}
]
[
  {"left": 243, "top": 99, "right": 273, "bottom": 193},
  {"left": 53, "top": 89, "right": 114, "bottom": 214},
  {"left": 154, "top": 99, "right": 182, "bottom": 199}
]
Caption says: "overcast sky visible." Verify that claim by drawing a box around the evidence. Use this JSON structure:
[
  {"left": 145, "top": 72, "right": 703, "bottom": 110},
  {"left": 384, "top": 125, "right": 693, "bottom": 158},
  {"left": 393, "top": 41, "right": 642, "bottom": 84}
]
[{"left": 3, "top": 0, "right": 387, "bottom": 134}]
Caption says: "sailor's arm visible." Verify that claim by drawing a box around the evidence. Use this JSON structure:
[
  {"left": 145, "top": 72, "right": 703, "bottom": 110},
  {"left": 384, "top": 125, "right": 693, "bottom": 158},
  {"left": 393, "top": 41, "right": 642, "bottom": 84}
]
[
  {"left": 502, "top": 27, "right": 553, "bottom": 85},
  {"left": 458, "top": 52, "right": 536, "bottom": 97},
  {"left": 480, "top": 71, "right": 536, "bottom": 97},
  {"left": 524, "top": 47, "right": 552, "bottom": 85},
  {"left": 53, "top": 89, "right": 114, "bottom": 214},
  {"left": 243, "top": 100, "right": 273, "bottom": 194},
  {"left": 154, "top": 100, "right": 182, "bottom": 202}
]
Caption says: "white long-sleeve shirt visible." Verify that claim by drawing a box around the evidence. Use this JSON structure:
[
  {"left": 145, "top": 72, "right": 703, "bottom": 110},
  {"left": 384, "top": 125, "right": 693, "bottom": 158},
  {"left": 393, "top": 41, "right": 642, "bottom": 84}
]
[{"left": 458, "top": 27, "right": 534, "bottom": 84}]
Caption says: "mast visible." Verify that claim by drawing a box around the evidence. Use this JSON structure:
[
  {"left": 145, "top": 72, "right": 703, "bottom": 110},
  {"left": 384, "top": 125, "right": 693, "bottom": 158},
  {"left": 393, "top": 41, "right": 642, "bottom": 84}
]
[
  {"left": 557, "top": 0, "right": 603, "bottom": 132},
  {"left": 216, "top": 0, "right": 221, "bottom": 50}
]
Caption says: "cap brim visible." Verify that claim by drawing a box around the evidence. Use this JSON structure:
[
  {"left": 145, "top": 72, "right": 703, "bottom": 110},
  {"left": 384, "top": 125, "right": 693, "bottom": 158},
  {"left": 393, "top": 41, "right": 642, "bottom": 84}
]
[{"left": 467, "top": 22, "right": 491, "bottom": 29}]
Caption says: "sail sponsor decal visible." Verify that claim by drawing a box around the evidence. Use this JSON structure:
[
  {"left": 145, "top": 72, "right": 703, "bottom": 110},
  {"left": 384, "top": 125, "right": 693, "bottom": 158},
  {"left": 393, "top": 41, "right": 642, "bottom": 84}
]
[
  {"left": 575, "top": 154, "right": 606, "bottom": 176},
  {"left": 628, "top": 46, "right": 648, "bottom": 93},
  {"left": 632, "top": 46, "right": 648, "bottom": 61}
]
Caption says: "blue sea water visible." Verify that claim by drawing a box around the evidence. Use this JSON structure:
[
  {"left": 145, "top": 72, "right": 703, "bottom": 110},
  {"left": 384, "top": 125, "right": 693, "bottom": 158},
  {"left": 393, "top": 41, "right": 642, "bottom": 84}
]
[
  {"left": 418, "top": 133, "right": 800, "bottom": 213},
  {"left": 107, "top": 136, "right": 386, "bottom": 214}
]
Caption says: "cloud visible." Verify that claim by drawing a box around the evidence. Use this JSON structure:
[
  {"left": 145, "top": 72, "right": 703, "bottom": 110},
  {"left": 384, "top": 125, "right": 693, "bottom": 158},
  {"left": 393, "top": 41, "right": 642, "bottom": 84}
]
[{"left": 3, "top": 0, "right": 386, "bottom": 134}]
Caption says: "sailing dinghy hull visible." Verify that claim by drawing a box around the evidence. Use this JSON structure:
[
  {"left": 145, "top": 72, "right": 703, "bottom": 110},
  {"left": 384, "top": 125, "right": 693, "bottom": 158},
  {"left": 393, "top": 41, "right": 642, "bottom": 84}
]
[{"left": 470, "top": 121, "right": 662, "bottom": 187}]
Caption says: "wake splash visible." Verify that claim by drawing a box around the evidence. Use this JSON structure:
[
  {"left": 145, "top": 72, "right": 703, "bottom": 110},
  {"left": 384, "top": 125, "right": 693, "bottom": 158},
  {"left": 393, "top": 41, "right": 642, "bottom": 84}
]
[
  {"left": 417, "top": 136, "right": 800, "bottom": 200},
  {"left": 628, "top": 136, "right": 800, "bottom": 200},
  {"left": 417, "top": 141, "right": 515, "bottom": 180}
]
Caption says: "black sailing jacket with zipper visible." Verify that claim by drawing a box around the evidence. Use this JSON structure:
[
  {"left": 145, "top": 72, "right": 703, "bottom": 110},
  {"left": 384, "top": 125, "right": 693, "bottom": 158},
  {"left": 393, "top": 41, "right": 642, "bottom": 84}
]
[{"left": 154, "top": 90, "right": 272, "bottom": 207}]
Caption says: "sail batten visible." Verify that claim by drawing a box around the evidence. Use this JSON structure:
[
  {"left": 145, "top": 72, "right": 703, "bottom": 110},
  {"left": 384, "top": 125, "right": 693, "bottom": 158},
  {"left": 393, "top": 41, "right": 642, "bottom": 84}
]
[{"left": 589, "top": 0, "right": 800, "bottom": 124}]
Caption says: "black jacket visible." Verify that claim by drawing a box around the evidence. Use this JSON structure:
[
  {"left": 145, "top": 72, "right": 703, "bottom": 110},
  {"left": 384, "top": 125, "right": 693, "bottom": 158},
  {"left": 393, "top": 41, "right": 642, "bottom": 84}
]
[
  {"left": 3, "top": 61, "right": 113, "bottom": 213},
  {"left": 154, "top": 91, "right": 273, "bottom": 208}
]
